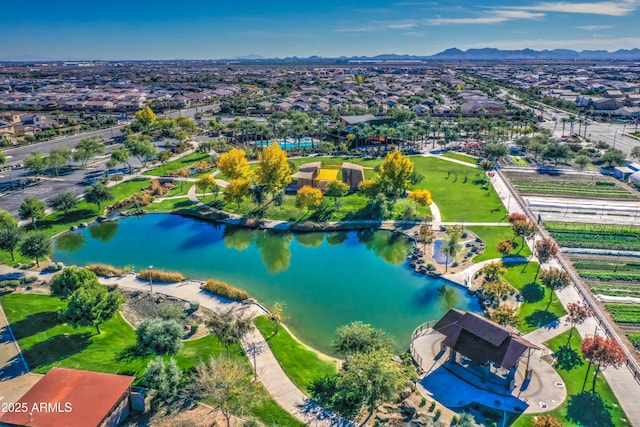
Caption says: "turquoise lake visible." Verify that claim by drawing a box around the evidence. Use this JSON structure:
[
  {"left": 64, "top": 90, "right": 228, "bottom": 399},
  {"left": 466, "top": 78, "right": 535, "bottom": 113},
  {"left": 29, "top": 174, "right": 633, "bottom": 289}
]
[{"left": 53, "top": 214, "right": 480, "bottom": 354}]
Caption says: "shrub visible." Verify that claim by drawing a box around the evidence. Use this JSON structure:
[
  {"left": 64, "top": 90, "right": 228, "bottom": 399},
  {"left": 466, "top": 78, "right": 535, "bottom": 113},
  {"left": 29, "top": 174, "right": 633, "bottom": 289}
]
[
  {"left": 86, "top": 263, "right": 124, "bottom": 277},
  {"left": 202, "top": 279, "right": 249, "bottom": 301},
  {"left": 189, "top": 301, "right": 200, "bottom": 312},
  {"left": 0, "top": 280, "right": 20, "bottom": 288},
  {"left": 137, "top": 270, "right": 184, "bottom": 283},
  {"left": 429, "top": 401, "right": 436, "bottom": 411},
  {"left": 20, "top": 276, "right": 38, "bottom": 285},
  {"left": 157, "top": 302, "right": 186, "bottom": 321},
  {"left": 420, "top": 397, "right": 427, "bottom": 407},
  {"left": 148, "top": 179, "right": 167, "bottom": 196},
  {"left": 190, "top": 323, "right": 199, "bottom": 334},
  {"left": 136, "top": 318, "right": 183, "bottom": 355}
]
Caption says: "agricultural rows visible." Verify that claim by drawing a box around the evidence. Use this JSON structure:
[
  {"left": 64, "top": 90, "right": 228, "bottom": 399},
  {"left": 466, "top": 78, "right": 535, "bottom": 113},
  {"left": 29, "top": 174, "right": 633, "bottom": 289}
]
[{"left": 511, "top": 178, "right": 637, "bottom": 199}]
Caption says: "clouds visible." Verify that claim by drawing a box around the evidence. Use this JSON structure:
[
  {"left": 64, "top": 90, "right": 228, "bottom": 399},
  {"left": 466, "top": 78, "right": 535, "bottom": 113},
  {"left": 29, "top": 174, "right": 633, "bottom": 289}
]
[
  {"left": 510, "top": 0, "right": 638, "bottom": 16},
  {"left": 428, "top": 10, "right": 544, "bottom": 25},
  {"left": 577, "top": 25, "right": 613, "bottom": 30}
]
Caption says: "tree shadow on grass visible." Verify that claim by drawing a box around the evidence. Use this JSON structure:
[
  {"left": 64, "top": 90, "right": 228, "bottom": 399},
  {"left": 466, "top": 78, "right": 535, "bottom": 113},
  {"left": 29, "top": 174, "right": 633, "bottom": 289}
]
[
  {"left": 22, "top": 333, "right": 92, "bottom": 370},
  {"left": 525, "top": 310, "right": 559, "bottom": 329},
  {"left": 554, "top": 344, "right": 584, "bottom": 371},
  {"left": 9, "top": 312, "right": 60, "bottom": 339},
  {"left": 116, "top": 344, "right": 152, "bottom": 362},
  {"left": 521, "top": 284, "right": 545, "bottom": 303},
  {"left": 567, "top": 392, "right": 614, "bottom": 427}
]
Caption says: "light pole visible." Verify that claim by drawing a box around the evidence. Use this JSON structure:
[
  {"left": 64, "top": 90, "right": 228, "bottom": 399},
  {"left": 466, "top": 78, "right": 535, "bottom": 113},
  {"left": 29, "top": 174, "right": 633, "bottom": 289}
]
[
  {"left": 613, "top": 130, "right": 618, "bottom": 149},
  {"left": 148, "top": 265, "right": 153, "bottom": 296}
]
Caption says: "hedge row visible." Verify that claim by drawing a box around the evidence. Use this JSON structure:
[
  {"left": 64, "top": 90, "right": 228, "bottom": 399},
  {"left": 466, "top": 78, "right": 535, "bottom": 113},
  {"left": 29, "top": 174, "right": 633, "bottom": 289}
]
[{"left": 202, "top": 279, "right": 249, "bottom": 301}]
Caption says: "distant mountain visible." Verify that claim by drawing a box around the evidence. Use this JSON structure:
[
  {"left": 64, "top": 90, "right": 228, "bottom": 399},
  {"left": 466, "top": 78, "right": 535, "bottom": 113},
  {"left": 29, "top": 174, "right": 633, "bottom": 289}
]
[
  {"left": 428, "top": 47, "right": 640, "bottom": 61},
  {"left": 231, "top": 54, "right": 265, "bottom": 60}
]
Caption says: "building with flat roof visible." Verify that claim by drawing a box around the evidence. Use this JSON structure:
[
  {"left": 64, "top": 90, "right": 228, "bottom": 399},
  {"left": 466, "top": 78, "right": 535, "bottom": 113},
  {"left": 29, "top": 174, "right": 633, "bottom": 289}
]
[{"left": 0, "top": 368, "right": 135, "bottom": 427}]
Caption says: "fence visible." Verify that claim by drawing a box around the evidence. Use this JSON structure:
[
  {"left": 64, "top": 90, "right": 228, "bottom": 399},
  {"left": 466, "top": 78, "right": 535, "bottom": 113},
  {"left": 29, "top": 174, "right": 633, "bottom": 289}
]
[{"left": 496, "top": 168, "right": 640, "bottom": 385}]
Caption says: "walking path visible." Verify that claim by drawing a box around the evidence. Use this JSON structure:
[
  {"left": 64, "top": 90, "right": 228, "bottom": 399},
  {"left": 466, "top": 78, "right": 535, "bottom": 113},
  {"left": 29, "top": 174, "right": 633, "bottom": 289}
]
[
  {"left": 0, "top": 266, "right": 354, "bottom": 426},
  {"left": 490, "top": 169, "right": 640, "bottom": 426}
]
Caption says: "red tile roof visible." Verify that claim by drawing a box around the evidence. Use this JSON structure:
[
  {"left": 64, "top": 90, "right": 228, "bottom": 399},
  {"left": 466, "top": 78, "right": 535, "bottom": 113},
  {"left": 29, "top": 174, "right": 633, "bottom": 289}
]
[{"left": 0, "top": 368, "right": 135, "bottom": 427}]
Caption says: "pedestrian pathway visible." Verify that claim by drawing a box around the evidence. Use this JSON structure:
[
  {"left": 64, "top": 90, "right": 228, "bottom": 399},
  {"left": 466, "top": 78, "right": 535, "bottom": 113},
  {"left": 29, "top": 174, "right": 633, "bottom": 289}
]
[
  {"left": 491, "top": 169, "right": 640, "bottom": 426},
  {"left": 0, "top": 266, "right": 353, "bottom": 426}
]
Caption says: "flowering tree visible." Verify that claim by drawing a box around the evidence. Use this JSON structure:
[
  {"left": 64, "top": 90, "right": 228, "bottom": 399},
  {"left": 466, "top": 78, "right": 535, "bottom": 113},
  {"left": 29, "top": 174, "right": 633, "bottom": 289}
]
[
  {"left": 566, "top": 302, "right": 594, "bottom": 344},
  {"left": 535, "top": 238, "right": 559, "bottom": 265},
  {"left": 496, "top": 240, "right": 514, "bottom": 257},
  {"left": 539, "top": 268, "right": 570, "bottom": 305}
]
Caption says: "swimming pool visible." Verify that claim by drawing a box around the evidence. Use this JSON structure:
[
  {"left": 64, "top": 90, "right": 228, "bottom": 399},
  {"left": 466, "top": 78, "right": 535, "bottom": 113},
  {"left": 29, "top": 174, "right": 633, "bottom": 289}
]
[{"left": 255, "top": 138, "right": 315, "bottom": 150}]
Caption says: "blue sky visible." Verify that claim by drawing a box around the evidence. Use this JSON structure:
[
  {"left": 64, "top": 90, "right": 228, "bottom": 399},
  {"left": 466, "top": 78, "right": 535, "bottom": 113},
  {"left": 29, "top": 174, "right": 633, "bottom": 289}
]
[{"left": 1, "top": 0, "right": 639, "bottom": 59}]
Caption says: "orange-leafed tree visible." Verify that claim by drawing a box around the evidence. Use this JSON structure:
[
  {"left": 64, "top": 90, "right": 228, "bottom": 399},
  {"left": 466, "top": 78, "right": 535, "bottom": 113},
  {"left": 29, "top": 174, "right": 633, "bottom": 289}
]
[
  {"left": 581, "top": 335, "right": 627, "bottom": 393},
  {"left": 566, "top": 302, "right": 594, "bottom": 344}
]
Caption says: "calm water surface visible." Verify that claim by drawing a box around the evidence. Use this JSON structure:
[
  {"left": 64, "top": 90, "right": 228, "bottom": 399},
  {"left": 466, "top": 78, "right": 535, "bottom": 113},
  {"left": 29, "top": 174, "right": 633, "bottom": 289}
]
[{"left": 54, "top": 214, "right": 479, "bottom": 353}]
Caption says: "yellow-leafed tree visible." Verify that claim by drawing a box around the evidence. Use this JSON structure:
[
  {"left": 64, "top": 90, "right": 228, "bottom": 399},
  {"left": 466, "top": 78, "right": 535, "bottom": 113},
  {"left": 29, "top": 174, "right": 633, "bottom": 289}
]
[
  {"left": 135, "top": 107, "right": 157, "bottom": 128},
  {"left": 218, "top": 148, "right": 251, "bottom": 181},
  {"left": 223, "top": 179, "right": 251, "bottom": 209},
  {"left": 408, "top": 189, "right": 432, "bottom": 207},
  {"left": 254, "top": 143, "right": 292, "bottom": 195},
  {"left": 378, "top": 151, "right": 414, "bottom": 197},
  {"left": 296, "top": 186, "right": 323, "bottom": 212}
]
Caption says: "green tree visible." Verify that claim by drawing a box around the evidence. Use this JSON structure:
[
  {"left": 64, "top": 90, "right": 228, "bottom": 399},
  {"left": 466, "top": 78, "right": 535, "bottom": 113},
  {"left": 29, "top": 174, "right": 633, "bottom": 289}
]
[
  {"left": 490, "top": 304, "right": 519, "bottom": 327},
  {"left": 19, "top": 195, "right": 45, "bottom": 230},
  {"left": 574, "top": 154, "right": 591, "bottom": 170},
  {"left": 144, "top": 356, "right": 182, "bottom": 399},
  {"left": 63, "top": 283, "right": 126, "bottom": 334},
  {"left": 223, "top": 179, "right": 251, "bottom": 209},
  {"left": 73, "top": 137, "right": 104, "bottom": 167},
  {"left": 417, "top": 225, "right": 435, "bottom": 251},
  {"left": 601, "top": 148, "right": 626, "bottom": 167},
  {"left": 84, "top": 182, "right": 114, "bottom": 212},
  {"left": 631, "top": 146, "right": 640, "bottom": 162},
  {"left": 0, "top": 210, "right": 17, "bottom": 229},
  {"left": 218, "top": 148, "right": 251, "bottom": 180},
  {"left": 110, "top": 146, "right": 131, "bottom": 172},
  {"left": 512, "top": 219, "right": 536, "bottom": 247},
  {"left": 174, "top": 116, "right": 196, "bottom": 134},
  {"left": 377, "top": 151, "right": 414, "bottom": 197},
  {"left": 18, "top": 232, "right": 51, "bottom": 267},
  {"left": 295, "top": 185, "right": 323, "bottom": 212},
  {"left": 191, "top": 356, "right": 262, "bottom": 427},
  {"left": 47, "top": 191, "right": 78, "bottom": 216},
  {"left": 483, "top": 142, "right": 508, "bottom": 161},
  {"left": 543, "top": 143, "right": 573, "bottom": 165},
  {"left": 443, "top": 230, "right": 461, "bottom": 273},
  {"left": 254, "top": 142, "right": 292, "bottom": 196},
  {"left": 539, "top": 268, "right": 570, "bottom": 305},
  {"left": 0, "top": 224, "right": 23, "bottom": 261},
  {"left": 137, "top": 318, "right": 183, "bottom": 355},
  {"left": 46, "top": 147, "right": 72, "bottom": 176},
  {"left": 23, "top": 152, "right": 48, "bottom": 176},
  {"left": 358, "top": 179, "right": 380, "bottom": 200},
  {"left": 269, "top": 301, "right": 289, "bottom": 335},
  {"left": 338, "top": 349, "right": 411, "bottom": 415},
  {"left": 0, "top": 151, "right": 6, "bottom": 167},
  {"left": 157, "top": 150, "right": 172, "bottom": 174},
  {"left": 196, "top": 175, "right": 217, "bottom": 197},
  {"left": 124, "top": 135, "right": 156, "bottom": 167},
  {"left": 333, "top": 321, "right": 394, "bottom": 356},
  {"left": 51, "top": 266, "right": 101, "bottom": 299},
  {"left": 482, "top": 261, "right": 507, "bottom": 282},
  {"left": 206, "top": 309, "right": 251, "bottom": 358},
  {"left": 325, "top": 181, "right": 350, "bottom": 208}
]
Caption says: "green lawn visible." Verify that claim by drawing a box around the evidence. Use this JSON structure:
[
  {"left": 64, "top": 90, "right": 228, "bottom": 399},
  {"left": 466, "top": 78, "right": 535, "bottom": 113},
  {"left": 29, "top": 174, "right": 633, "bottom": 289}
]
[
  {"left": 144, "top": 152, "right": 211, "bottom": 176},
  {"left": 513, "top": 329, "right": 630, "bottom": 427},
  {"left": 409, "top": 156, "right": 507, "bottom": 222},
  {"left": 199, "top": 192, "right": 430, "bottom": 223},
  {"left": 0, "top": 178, "right": 152, "bottom": 265},
  {"left": 441, "top": 152, "right": 478, "bottom": 164},
  {"left": 467, "top": 226, "right": 531, "bottom": 262},
  {"left": 163, "top": 182, "right": 194, "bottom": 198},
  {"left": 0, "top": 293, "right": 303, "bottom": 427},
  {"left": 511, "top": 156, "right": 528, "bottom": 167},
  {"left": 145, "top": 198, "right": 197, "bottom": 213},
  {"left": 254, "top": 316, "right": 338, "bottom": 393},
  {"left": 502, "top": 262, "right": 565, "bottom": 333}
]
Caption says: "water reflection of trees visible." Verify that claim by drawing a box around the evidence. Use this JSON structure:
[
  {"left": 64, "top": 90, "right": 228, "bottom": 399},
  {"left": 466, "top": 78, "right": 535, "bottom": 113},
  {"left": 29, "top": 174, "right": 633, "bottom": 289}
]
[
  {"left": 55, "top": 232, "right": 86, "bottom": 253},
  {"left": 88, "top": 221, "right": 119, "bottom": 243},
  {"left": 296, "top": 232, "right": 325, "bottom": 248},
  {"left": 356, "top": 230, "right": 411, "bottom": 265},
  {"left": 223, "top": 227, "right": 256, "bottom": 251},
  {"left": 437, "top": 284, "right": 460, "bottom": 312},
  {"left": 326, "top": 232, "right": 348, "bottom": 246},
  {"left": 255, "top": 231, "right": 293, "bottom": 274}
]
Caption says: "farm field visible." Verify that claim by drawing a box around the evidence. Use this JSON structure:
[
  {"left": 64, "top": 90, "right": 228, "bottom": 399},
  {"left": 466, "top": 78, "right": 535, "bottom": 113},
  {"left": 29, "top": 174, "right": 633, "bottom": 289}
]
[
  {"left": 505, "top": 171, "right": 638, "bottom": 199},
  {"left": 546, "top": 222, "right": 640, "bottom": 251}
]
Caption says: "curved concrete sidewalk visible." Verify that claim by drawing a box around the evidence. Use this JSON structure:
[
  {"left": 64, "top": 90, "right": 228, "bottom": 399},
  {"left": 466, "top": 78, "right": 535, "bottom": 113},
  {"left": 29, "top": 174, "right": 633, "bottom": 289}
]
[{"left": 0, "top": 266, "right": 354, "bottom": 427}]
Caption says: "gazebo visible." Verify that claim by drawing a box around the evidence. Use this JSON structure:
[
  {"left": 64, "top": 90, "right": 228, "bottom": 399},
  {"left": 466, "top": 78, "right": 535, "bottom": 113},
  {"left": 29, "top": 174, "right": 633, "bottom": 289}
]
[{"left": 432, "top": 309, "right": 540, "bottom": 394}]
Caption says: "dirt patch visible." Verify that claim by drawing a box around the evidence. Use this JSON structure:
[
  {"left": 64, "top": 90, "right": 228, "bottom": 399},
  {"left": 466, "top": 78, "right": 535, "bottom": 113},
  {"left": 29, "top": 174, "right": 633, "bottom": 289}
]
[
  {"left": 120, "top": 289, "right": 211, "bottom": 339},
  {"left": 124, "top": 399, "right": 247, "bottom": 427}
]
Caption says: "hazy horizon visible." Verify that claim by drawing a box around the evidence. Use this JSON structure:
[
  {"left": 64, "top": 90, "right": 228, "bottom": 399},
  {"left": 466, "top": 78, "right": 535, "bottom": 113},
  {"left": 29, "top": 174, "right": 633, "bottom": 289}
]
[{"left": 2, "top": 0, "right": 640, "bottom": 60}]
